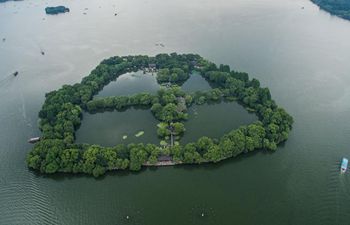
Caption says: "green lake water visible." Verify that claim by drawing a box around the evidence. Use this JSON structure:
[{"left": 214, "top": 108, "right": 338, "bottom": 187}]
[
  {"left": 76, "top": 72, "right": 256, "bottom": 146},
  {"left": 1, "top": 0, "right": 350, "bottom": 224},
  {"left": 95, "top": 71, "right": 160, "bottom": 97}
]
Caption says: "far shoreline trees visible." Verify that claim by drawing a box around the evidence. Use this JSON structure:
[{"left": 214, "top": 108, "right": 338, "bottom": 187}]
[
  {"left": 27, "top": 53, "right": 293, "bottom": 177},
  {"left": 311, "top": 0, "right": 350, "bottom": 20}
]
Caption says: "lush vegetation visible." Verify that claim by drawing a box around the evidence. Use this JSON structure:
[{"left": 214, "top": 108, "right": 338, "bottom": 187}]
[
  {"left": 311, "top": 0, "right": 350, "bottom": 20},
  {"left": 27, "top": 53, "right": 293, "bottom": 177},
  {"left": 156, "top": 68, "right": 189, "bottom": 84}
]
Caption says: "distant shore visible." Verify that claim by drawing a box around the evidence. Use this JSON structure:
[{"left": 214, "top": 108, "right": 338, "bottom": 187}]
[
  {"left": 311, "top": 0, "right": 350, "bottom": 21},
  {"left": 0, "top": 0, "right": 23, "bottom": 3}
]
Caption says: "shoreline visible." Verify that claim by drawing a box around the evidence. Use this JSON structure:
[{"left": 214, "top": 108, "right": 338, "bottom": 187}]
[
  {"left": 311, "top": 0, "right": 350, "bottom": 21},
  {"left": 143, "top": 161, "right": 179, "bottom": 166}
]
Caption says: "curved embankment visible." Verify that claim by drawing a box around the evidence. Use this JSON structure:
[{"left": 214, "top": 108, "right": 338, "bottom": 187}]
[{"left": 26, "top": 53, "right": 293, "bottom": 177}]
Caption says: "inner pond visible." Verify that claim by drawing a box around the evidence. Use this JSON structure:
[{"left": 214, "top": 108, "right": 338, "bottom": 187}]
[
  {"left": 76, "top": 72, "right": 257, "bottom": 146},
  {"left": 96, "top": 71, "right": 160, "bottom": 97}
]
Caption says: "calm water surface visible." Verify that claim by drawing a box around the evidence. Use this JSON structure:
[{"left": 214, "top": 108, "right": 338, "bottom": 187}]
[
  {"left": 181, "top": 71, "right": 212, "bottom": 92},
  {"left": 1, "top": 0, "right": 350, "bottom": 224},
  {"left": 77, "top": 72, "right": 256, "bottom": 146},
  {"left": 96, "top": 71, "right": 160, "bottom": 97},
  {"left": 76, "top": 108, "right": 160, "bottom": 146},
  {"left": 182, "top": 102, "right": 257, "bottom": 143}
]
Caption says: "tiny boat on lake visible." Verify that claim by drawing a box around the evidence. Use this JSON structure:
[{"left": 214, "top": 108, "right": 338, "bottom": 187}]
[
  {"left": 341, "top": 157, "right": 348, "bottom": 173},
  {"left": 28, "top": 137, "right": 40, "bottom": 144}
]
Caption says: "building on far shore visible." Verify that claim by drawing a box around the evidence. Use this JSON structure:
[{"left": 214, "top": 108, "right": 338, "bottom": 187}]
[
  {"left": 157, "top": 155, "right": 173, "bottom": 162},
  {"left": 148, "top": 63, "right": 156, "bottom": 69}
]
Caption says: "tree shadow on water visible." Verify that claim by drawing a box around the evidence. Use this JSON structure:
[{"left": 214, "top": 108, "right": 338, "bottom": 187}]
[{"left": 173, "top": 147, "right": 286, "bottom": 173}]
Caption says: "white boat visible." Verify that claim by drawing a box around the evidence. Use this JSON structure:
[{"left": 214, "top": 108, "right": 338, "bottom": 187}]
[
  {"left": 341, "top": 158, "right": 348, "bottom": 173},
  {"left": 28, "top": 137, "right": 40, "bottom": 144}
]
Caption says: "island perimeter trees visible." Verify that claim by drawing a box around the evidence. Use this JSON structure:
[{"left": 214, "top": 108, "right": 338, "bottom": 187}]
[{"left": 27, "top": 53, "right": 293, "bottom": 177}]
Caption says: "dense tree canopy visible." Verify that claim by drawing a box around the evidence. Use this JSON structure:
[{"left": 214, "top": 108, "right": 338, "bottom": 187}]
[
  {"left": 27, "top": 53, "right": 293, "bottom": 177},
  {"left": 156, "top": 68, "right": 189, "bottom": 84}
]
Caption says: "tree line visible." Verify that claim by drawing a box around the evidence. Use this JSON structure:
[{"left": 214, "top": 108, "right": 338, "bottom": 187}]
[{"left": 311, "top": 0, "right": 350, "bottom": 20}]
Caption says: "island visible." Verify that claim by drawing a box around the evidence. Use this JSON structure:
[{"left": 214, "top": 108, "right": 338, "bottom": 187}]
[
  {"left": 45, "top": 6, "right": 70, "bottom": 15},
  {"left": 26, "top": 53, "right": 293, "bottom": 177},
  {"left": 311, "top": 0, "right": 350, "bottom": 20}
]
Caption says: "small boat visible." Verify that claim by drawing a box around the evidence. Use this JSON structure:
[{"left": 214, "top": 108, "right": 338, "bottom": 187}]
[
  {"left": 41, "top": 51, "right": 45, "bottom": 55},
  {"left": 28, "top": 137, "right": 40, "bottom": 144},
  {"left": 13, "top": 71, "right": 19, "bottom": 76},
  {"left": 341, "top": 157, "right": 348, "bottom": 173}
]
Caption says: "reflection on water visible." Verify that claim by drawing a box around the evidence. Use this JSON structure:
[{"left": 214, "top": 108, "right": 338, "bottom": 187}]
[
  {"left": 77, "top": 70, "right": 256, "bottom": 147},
  {"left": 182, "top": 102, "right": 257, "bottom": 143},
  {"left": 96, "top": 71, "right": 160, "bottom": 97},
  {"left": 76, "top": 109, "right": 159, "bottom": 146},
  {"left": 76, "top": 101, "right": 256, "bottom": 147},
  {"left": 181, "top": 72, "right": 212, "bottom": 93}
]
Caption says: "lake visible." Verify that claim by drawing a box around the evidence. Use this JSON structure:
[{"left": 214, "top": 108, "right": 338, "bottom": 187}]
[{"left": 1, "top": 0, "right": 350, "bottom": 224}]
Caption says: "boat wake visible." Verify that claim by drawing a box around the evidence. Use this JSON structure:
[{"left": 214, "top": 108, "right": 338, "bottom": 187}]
[
  {"left": 0, "top": 73, "right": 15, "bottom": 87},
  {"left": 19, "top": 90, "right": 32, "bottom": 128},
  {"left": 314, "top": 161, "right": 350, "bottom": 224}
]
